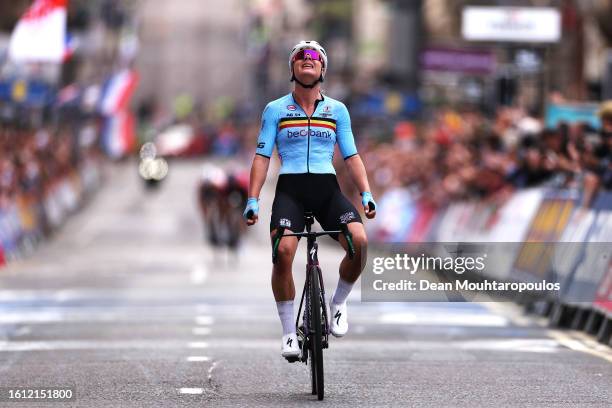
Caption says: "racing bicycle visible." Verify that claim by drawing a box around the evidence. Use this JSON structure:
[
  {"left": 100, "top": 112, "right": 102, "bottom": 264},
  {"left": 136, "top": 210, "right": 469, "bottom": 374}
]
[{"left": 270, "top": 212, "right": 355, "bottom": 401}]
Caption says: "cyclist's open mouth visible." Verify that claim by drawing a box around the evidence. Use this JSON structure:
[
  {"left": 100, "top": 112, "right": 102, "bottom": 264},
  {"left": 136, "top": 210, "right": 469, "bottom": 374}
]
[{"left": 302, "top": 63, "right": 314, "bottom": 69}]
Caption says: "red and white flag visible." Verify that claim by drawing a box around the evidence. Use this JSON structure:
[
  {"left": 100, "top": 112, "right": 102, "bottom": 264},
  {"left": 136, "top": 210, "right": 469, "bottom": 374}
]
[
  {"left": 99, "top": 69, "right": 139, "bottom": 115},
  {"left": 8, "top": 0, "right": 68, "bottom": 63}
]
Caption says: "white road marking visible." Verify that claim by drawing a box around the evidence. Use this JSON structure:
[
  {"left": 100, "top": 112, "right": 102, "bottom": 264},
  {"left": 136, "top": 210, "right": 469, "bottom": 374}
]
[
  {"left": 195, "top": 316, "right": 214, "bottom": 325},
  {"left": 179, "top": 388, "right": 203, "bottom": 395},
  {"left": 187, "top": 356, "right": 210, "bottom": 362},
  {"left": 196, "top": 304, "right": 209, "bottom": 313},
  {"left": 13, "top": 326, "right": 30, "bottom": 336},
  {"left": 192, "top": 327, "right": 211, "bottom": 336},
  {"left": 0, "top": 311, "right": 64, "bottom": 324},
  {"left": 0, "top": 307, "right": 209, "bottom": 324},
  {"left": 458, "top": 338, "right": 559, "bottom": 353},
  {"left": 0, "top": 288, "right": 210, "bottom": 303},
  {"left": 0, "top": 337, "right": 561, "bottom": 353},
  {"left": 198, "top": 338, "right": 560, "bottom": 353},
  {"left": 548, "top": 330, "right": 612, "bottom": 363},
  {"left": 379, "top": 312, "right": 509, "bottom": 327},
  {"left": 190, "top": 264, "right": 208, "bottom": 285},
  {"left": 0, "top": 339, "right": 192, "bottom": 351},
  {"left": 479, "top": 302, "right": 612, "bottom": 362},
  {"left": 481, "top": 301, "right": 540, "bottom": 327},
  {"left": 188, "top": 342, "right": 209, "bottom": 349}
]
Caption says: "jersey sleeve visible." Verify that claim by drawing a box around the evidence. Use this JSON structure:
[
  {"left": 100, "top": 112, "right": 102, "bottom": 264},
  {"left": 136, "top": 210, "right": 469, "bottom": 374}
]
[
  {"left": 255, "top": 103, "right": 277, "bottom": 158},
  {"left": 336, "top": 103, "right": 358, "bottom": 159}
]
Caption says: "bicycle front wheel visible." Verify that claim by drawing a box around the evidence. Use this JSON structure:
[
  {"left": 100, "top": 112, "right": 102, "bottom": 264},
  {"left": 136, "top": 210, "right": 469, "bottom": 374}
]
[{"left": 309, "top": 266, "right": 324, "bottom": 400}]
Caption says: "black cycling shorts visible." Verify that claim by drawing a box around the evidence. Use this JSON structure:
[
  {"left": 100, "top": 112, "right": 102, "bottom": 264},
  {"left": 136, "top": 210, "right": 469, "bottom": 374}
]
[{"left": 270, "top": 173, "right": 362, "bottom": 240}]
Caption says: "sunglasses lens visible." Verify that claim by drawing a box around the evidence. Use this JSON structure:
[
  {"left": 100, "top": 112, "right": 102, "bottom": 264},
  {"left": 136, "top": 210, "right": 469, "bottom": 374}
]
[
  {"left": 294, "top": 49, "right": 321, "bottom": 62},
  {"left": 303, "top": 49, "right": 320, "bottom": 60}
]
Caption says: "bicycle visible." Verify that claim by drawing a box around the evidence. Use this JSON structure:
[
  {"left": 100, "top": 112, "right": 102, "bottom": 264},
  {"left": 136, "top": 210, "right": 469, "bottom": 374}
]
[{"left": 270, "top": 212, "right": 355, "bottom": 401}]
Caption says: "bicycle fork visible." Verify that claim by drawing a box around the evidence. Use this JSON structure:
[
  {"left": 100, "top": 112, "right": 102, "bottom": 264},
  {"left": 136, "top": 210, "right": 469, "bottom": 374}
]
[{"left": 296, "top": 241, "right": 329, "bottom": 349}]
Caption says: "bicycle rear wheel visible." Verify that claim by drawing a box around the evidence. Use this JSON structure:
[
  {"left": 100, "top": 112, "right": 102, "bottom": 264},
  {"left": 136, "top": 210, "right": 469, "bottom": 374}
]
[{"left": 308, "top": 266, "right": 324, "bottom": 400}]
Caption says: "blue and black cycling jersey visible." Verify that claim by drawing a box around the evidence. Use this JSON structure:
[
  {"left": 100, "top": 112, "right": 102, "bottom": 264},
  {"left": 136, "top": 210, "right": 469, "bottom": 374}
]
[{"left": 255, "top": 93, "right": 358, "bottom": 174}]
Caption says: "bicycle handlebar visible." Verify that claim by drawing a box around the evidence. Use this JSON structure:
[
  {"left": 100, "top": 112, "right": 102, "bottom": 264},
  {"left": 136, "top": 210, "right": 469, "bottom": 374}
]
[{"left": 271, "top": 224, "right": 355, "bottom": 264}]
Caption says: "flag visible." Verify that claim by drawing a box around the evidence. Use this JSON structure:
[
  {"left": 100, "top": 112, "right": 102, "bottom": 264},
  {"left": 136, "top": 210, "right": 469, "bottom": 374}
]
[
  {"left": 99, "top": 69, "right": 139, "bottom": 115},
  {"left": 102, "top": 111, "right": 136, "bottom": 159},
  {"left": 63, "top": 32, "right": 77, "bottom": 62},
  {"left": 99, "top": 69, "right": 139, "bottom": 159},
  {"left": 8, "top": 0, "right": 68, "bottom": 63}
]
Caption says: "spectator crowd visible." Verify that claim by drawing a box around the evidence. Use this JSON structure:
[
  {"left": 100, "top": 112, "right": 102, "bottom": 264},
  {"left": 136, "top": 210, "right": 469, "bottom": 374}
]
[
  {"left": 0, "top": 121, "right": 102, "bottom": 258},
  {"left": 342, "top": 102, "right": 612, "bottom": 210}
]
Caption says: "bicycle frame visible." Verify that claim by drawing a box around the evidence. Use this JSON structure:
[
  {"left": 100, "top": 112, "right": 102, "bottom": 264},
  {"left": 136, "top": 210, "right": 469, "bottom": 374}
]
[
  {"left": 270, "top": 214, "right": 355, "bottom": 356},
  {"left": 294, "top": 216, "right": 330, "bottom": 353},
  {"left": 269, "top": 213, "right": 356, "bottom": 399}
]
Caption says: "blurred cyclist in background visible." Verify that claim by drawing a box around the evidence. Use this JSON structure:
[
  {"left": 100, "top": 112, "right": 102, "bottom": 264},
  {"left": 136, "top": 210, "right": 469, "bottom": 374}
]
[
  {"left": 243, "top": 41, "right": 377, "bottom": 358},
  {"left": 198, "top": 164, "right": 249, "bottom": 251}
]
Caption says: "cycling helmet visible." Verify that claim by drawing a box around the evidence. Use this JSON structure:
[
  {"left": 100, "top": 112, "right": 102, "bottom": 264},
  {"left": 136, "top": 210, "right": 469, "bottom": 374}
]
[
  {"left": 289, "top": 40, "right": 328, "bottom": 88},
  {"left": 201, "top": 164, "right": 227, "bottom": 189}
]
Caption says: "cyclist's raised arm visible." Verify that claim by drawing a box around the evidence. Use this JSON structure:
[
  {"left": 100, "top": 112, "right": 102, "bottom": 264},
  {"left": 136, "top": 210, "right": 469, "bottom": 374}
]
[
  {"left": 250, "top": 102, "right": 278, "bottom": 197},
  {"left": 344, "top": 155, "right": 370, "bottom": 197},
  {"left": 255, "top": 103, "right": 277, "bottom": 160},
  {"left": 336, "top": 103, "right": 376, "bottom": 219},
  {"left": 244, "top": 103, "right": 278, "bottom": 224},
  {"left": 247, "top": 154, "right": 270, "bottom": 202},
  {"left": 344, "top": 155, "right": 376, "bottom": 219},
  {"left": 336, "top": 102, "right": 358, "bottom": 161}
]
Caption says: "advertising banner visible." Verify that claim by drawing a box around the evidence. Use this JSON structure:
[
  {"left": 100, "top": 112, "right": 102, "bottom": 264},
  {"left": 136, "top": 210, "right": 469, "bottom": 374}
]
[
  {"left": 462, "top": 6, "right": 561, "bottom": 43},
  {"left": 421, "top": 47, "right": 496, "bottom": 75},
  {"left": 545, "top": 103, "right": 601, "bottom": 130},
  {"left": 594, "top": 261, "right": 612, "bottom": 314},
  {"left": 513, "top": 192, "right": 576, "bottom": 281}
]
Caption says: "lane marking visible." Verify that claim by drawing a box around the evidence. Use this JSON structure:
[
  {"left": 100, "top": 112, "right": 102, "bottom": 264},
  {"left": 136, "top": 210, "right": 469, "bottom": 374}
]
[
  {"left": 481, "top": 302, "right": 612, "bottom": 363},
  {"left": 195, "top": 316, "right": 214, "bottom": 325},
  {"left": 0, "top": 308, "right": 210, "bottom": 324},
  {"left": 190, "top": 264, "right": 208, "bottom": 285},
  {"left": 548, "top": 330, "right": 612, "bottom": 364},
  {"left": 187, "top": 356, "right": 210, "bottom": 362},
  {"left": 14, "top": 326, "right": 30, "bottom": 337},
  {"left": 179, "top": 388, "right": 203, "bottom": 395},
  {"left": 379, "top": 312, "right": 509, "bottom": 327},
  {"left": 192, "top": 327, "right": 211, "bottom": 336},
  {"left": 0, "top": 339, "right": 191, "bottom": 351},
  {"left": 0, "top": 337, "right": 563, "bottom": 353},
  {"left": 183, "top": 338, "right": 560, "bottom": 353},
  {"left": 188, "top": 342, "right": 209, "bottom": 349},
  {"left": 196, "top": 304, "right": 209, "bottom": 313},
  {"left": 480, "top": 301, "right": 541, "bottom": 327}
]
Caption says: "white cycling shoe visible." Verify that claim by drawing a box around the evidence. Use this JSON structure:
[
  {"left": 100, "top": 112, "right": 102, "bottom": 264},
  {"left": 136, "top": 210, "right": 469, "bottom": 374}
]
[
  {"left": 281, "top": 333, "right": 300, "bottom": 358},
  {"left": 330, "top": 301, "right": 348, "bottom": 337}
]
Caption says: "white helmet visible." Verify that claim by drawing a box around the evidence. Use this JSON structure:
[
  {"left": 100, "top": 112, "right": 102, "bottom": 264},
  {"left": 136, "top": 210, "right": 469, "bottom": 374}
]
[
  {"left": 201, "top": 164, "right": 227, "bottom": 188},
  {"left": 288, "top": 40, "right": 328, "bottom": 80}
]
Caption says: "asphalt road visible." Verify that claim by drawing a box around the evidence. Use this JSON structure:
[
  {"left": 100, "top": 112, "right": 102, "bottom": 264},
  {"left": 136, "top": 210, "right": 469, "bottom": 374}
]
[{"left": 0, "top": 160, "right": 611, "bottom": 408}]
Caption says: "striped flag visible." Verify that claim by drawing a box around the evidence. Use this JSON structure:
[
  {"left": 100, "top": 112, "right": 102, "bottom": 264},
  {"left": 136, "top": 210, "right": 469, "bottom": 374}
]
[
  {"left": 8, "top": 0, "right": 68, "bottom": 63},
  {"left": 99, "top": 69, "right": 139, "bottom": 159},
  {"left": 102, "top": 111, "right": 136, "bottom": 159},
  {"left": 63, "top": 32, "right": 77, "bottom": 62},
  {"left": 99, "top": 69, "right": 139, "bottom": 115}
]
